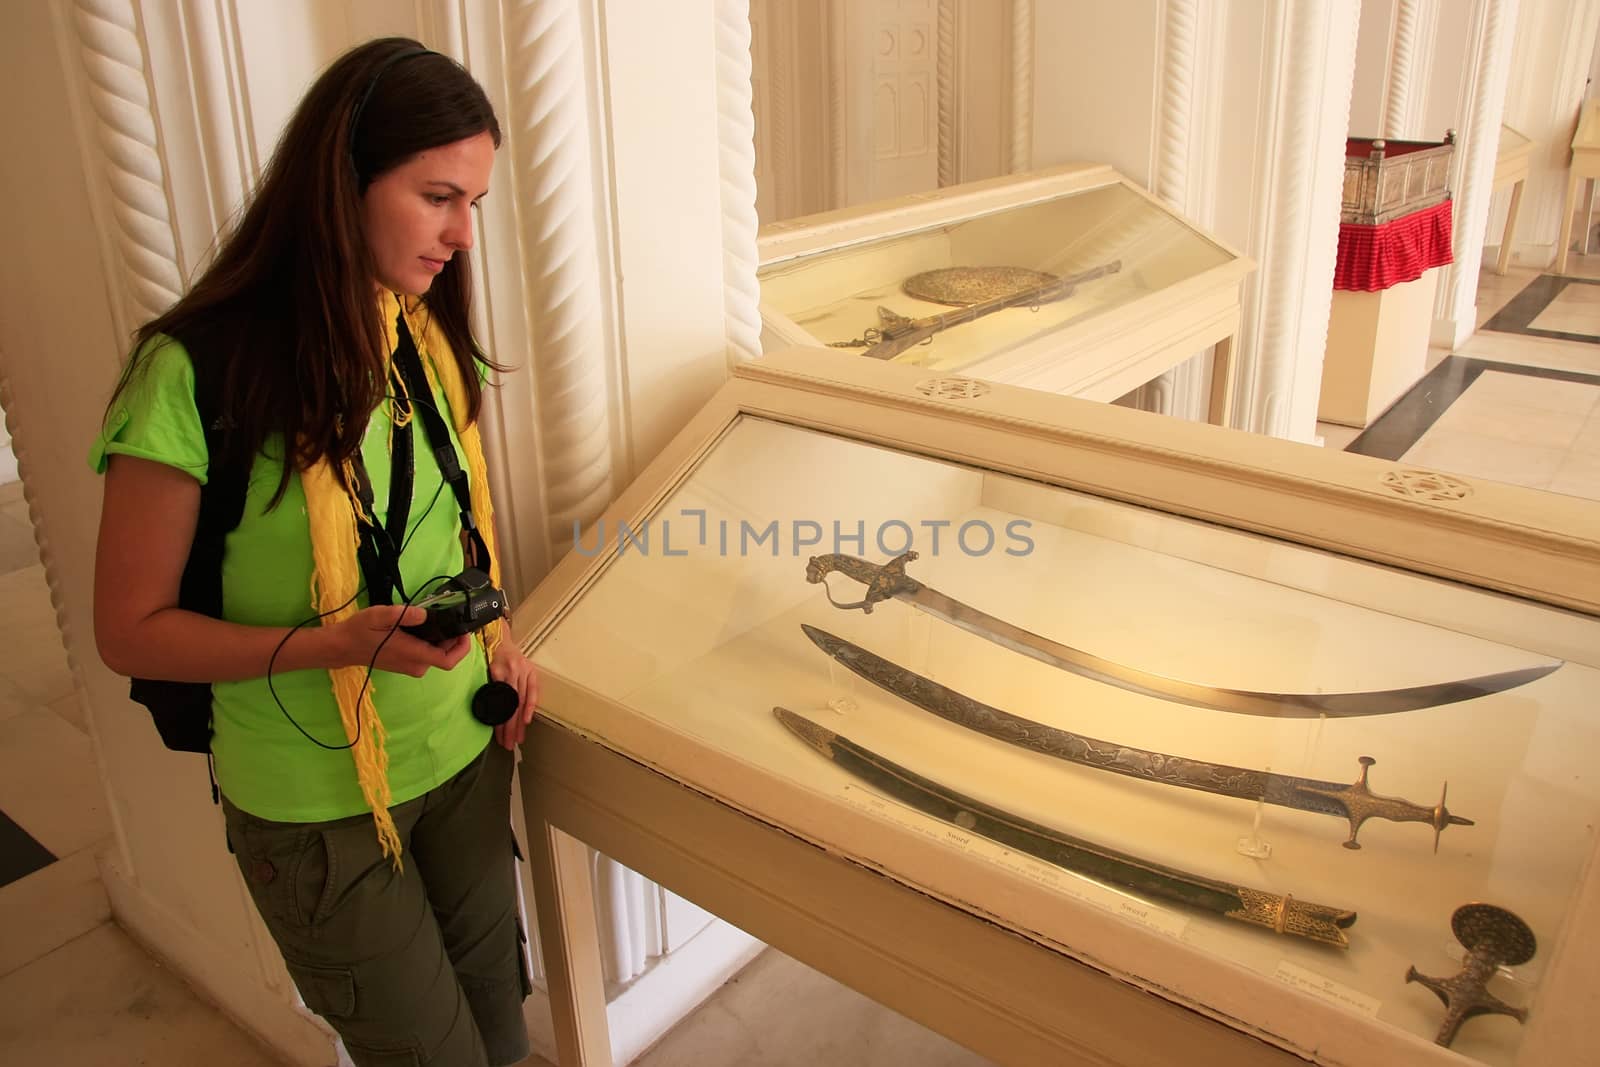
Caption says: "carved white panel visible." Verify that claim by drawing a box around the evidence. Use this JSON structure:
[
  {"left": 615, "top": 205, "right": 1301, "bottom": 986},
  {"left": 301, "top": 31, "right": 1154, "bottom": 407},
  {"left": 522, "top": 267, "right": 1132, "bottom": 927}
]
[
  {"left": 839, "top": 0, "right": 938, "bottom": 204},
  {"left": 873, "top": 5, "right": 936, "bottom": 162}
]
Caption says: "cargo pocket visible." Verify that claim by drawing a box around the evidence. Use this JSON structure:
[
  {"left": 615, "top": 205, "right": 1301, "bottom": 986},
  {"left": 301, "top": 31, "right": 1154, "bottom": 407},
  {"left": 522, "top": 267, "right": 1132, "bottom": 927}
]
[
  {"left": 283, "top": 959, "right": 356, "bottom": 1020},
  {"left": 340, "top": 1039, "right": 423, "bottom": 1067},
  {"left": 231, "top": 824, "right": 328, "bottom": 930}
]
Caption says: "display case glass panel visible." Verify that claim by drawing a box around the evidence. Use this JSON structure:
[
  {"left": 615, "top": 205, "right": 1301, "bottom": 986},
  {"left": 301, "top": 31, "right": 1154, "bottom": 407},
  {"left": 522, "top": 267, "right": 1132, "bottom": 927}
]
[
  {"left": 531, "top": 402, "right": 1599, "bottom": 1066},
  {"left": 755, "top": 166, "right": 1251, "bottom": 409}
]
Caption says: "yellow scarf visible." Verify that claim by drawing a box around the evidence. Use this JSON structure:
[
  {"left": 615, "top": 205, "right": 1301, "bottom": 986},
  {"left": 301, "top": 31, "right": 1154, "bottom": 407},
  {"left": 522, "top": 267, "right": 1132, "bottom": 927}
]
[{"left": 300, "top": 290, "right": 503, "bottom": 866}]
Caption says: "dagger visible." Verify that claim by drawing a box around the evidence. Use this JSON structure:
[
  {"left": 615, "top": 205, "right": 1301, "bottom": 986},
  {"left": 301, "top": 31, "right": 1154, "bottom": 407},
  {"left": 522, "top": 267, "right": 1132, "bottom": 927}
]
[
  {"left": 773, "top": 706, "right": 1357, "bottom": 947},
  {"left": 806, "top": 551, "right": 1560, "bottom": 718},
  {"left": 803, "top": 624, "right": 1472, "bottom": 850}
]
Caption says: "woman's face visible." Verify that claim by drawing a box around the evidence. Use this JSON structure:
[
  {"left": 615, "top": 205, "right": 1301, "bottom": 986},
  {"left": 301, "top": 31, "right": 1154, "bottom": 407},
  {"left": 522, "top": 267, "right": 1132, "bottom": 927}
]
[{"left": 360, "top": 131, "right": 495, "bottom": 296}]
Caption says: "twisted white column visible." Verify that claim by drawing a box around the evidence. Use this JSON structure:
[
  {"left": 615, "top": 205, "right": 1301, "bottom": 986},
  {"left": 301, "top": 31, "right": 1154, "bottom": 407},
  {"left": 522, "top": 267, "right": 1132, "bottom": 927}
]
[
  {"left": 1009, "top": 0, "right": 1033, "bottom": 173},
  {"left": 936, "top": 0, "right": 958, "bottom": 187},
  {"left": 1435, "top": 0, "right": 1519, "bottom": 346},
  {"left": 71, "top": 0, "right": 184, "bottom": 335},
  {"left": 503, "top": 0, "right": 616, "bottom": 554},
  {"left": 715, "top": 0, "right": 763, "bottom": 363},
  {"left": 1138, "top": 0, "right": 1202, "bottom": 418},
  {"left": 1383, "top": 0, "right": 1421, "bottom": 139}
]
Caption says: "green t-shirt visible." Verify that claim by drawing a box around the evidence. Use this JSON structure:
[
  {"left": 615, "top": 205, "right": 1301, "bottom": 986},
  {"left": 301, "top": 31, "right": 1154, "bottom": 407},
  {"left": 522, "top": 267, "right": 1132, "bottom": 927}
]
[{"left": 90, "top": 336, "right": 491, "bottom": 821}]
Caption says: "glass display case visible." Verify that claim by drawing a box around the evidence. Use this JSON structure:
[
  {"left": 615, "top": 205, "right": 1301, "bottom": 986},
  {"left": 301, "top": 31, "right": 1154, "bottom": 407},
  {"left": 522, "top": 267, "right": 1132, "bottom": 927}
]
[
  {"left": 514, "top": 348, "right": 1600, "bottom": 1067},
  {"left": 757, "top": 164, "right": 1254, "bottom": 423}
]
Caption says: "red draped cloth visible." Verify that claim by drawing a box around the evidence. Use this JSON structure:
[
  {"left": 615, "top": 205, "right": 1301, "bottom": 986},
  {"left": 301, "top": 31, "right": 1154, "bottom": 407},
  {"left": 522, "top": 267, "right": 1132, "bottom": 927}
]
[{"left": 1333, "top": 199, "right": 1454, "bottom": 292}]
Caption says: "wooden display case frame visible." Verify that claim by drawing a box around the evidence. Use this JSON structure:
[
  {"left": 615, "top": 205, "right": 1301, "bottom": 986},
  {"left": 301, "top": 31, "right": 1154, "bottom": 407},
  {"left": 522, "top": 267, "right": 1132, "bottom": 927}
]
[
  {"left": 756, "top": 164, "right": 1255, "bottom": 425},
  {"left": 513, "top": 348, "right": 1600, "bottom": 1067}
]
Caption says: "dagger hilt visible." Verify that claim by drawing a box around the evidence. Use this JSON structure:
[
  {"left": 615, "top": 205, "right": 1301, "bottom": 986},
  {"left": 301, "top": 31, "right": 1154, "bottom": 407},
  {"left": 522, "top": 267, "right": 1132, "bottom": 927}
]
[
  {"left": 806, "top": 551, "right": 924, "bottom": 614},
  {"left": 1295, "top": 756, "right": 1475, "bottom": 850},
  {"left": 1406, "top": 903, "right": 1534, "bottom": 1048}
]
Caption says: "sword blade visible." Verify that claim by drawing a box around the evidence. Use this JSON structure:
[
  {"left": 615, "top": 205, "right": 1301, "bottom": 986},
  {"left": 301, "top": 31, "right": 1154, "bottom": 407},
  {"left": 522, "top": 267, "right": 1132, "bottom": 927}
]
[
  {"left": 773, "top": 706, "right": 1356, "bottom": 947},
  {"left": 803, "top": 625, "right": 1473, "bottom": 848},
  {"left": 902, "top": 584, "right": 1558, "bottom": 719}
]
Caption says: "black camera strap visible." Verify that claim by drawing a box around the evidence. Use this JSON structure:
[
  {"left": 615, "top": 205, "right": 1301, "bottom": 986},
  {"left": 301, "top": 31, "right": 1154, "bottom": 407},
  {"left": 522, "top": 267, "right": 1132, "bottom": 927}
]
[
  {"left": 389, "top": 310, "right": 493, "bottom": 574},
  {"left": 348, "top": 308, "right": 493, "bottom": 608}
]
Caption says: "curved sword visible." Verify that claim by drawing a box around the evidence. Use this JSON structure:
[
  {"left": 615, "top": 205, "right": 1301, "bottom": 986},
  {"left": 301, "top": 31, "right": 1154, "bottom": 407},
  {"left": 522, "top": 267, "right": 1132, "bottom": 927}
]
[
  {"left": 774, "top": 706, "right": 1357, "bottom": 947},
  {"left": 805, "top": 551, "right": 1560, "bottom": 718},
  {"left": 803, "top": 625, "right": 1472, "bottom": 850}
]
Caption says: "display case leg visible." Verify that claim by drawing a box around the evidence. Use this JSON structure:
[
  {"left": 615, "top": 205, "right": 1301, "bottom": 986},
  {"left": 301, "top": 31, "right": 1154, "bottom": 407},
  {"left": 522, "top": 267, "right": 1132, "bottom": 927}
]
[
  {"left": 1557, "top": 168, "right": 1580, "bottom": 275},
  {"left": 1207, "top": 336, "right": 1236, "bottom": 427},
  {"left": 1584, "top": 178, "right": 1597, "bottom": 257},
  {"left": 528, "top": 820, "right": 615, "bottom": 1066},
  {"left": 1495, "top": 179, "right": 1524, "bottom": 276}
]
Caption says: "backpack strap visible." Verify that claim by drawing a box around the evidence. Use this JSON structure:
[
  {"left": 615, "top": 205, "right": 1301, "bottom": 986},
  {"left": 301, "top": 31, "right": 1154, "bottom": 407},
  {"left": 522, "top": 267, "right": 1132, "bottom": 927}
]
[{"left": 127, "top": 338, "right": 250, "bottom": 755}]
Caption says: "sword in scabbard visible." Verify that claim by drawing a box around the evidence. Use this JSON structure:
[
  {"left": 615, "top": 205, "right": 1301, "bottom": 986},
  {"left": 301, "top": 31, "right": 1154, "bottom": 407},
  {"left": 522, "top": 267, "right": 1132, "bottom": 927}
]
[
  {"left": 774, "top": 706, "right": 1358, "bottom": 947},
  {"left": 805, "top": 551, "right": 1560, "bottom": 718},
  {"left": 802, "top": 625, "right": 1472, "bottom": 850}
]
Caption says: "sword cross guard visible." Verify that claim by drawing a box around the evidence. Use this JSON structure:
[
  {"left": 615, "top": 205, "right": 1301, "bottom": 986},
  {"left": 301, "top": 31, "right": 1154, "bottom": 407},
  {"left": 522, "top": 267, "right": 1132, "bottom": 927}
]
[
  {"left": 1295, "top": 756, "right": 1474, "bottom": 850},
  {"left": 807, "top": 551, "right": 924, "bottom": 614},
  {"left": 1406, "top": 903, "right": 1534, "bottom": 1048}
]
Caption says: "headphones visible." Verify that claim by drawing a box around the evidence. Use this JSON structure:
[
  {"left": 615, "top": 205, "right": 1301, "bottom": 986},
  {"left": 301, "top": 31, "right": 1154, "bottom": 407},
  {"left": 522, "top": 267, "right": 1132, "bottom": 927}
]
[{"left": 348, "top": 47, "right": 433, "bottom": 180}]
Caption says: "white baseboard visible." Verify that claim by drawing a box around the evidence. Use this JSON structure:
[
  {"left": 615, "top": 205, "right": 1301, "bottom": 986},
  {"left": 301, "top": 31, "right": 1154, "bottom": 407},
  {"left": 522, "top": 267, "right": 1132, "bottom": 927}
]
[
  {"left": 1430, "top": 314, "right": 1474, "bottom": 349},
  {"left": 98, "top": 854, "right": 337, "bottom": 1067},
  {"left": 522, "top": 918, "right": 765, "bottom": 1065}
]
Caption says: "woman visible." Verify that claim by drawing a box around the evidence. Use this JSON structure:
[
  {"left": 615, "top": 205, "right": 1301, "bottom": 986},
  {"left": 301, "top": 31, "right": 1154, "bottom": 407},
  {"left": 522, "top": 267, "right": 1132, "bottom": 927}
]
[{"left": 91, "top": 38, "right": 536, "bottom": 1067}]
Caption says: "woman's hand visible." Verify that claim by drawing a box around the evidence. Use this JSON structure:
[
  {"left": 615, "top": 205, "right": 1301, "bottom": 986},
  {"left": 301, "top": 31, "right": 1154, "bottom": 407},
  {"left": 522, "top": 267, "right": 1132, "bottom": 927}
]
[
  {"left": 488, "top": 636, "right": 540, "bottom": 750},
  {"left": 323, "top": 604, "right": 473, "bottom": 677},
  {"left": 94, "top": 455, "right": 471, "bottom": 683}
]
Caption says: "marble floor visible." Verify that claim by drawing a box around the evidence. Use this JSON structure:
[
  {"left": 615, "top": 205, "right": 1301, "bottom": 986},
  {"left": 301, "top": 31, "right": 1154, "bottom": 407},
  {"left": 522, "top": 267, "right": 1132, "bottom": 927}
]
[
  {"left": 1319, "top": 256, "right": 1600, "bottom": 500},
  {"left": 3, "top": 250, "right": 1596, "bottom": 1065}
]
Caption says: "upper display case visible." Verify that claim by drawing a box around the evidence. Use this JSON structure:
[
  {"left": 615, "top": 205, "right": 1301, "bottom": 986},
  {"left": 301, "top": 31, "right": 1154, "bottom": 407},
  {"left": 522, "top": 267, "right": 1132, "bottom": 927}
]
[
  {"left": 515, "top": 349, "right": 1600, "bottom": 1067},
  {"left": 756, "top": 164, "right": 1254, "bottom": 423}
]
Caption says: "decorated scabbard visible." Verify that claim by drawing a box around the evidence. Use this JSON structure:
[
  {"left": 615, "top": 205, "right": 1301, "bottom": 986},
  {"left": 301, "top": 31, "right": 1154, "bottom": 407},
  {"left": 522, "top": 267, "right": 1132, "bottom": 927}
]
[{"left": 775, "top": 706, "right": 1357, "bottom": 947}]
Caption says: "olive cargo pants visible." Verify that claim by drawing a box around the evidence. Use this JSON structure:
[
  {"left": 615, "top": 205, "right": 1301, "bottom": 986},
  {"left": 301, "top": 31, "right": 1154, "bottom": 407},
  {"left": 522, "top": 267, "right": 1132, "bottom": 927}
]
[{"left": 222, "top": 742, "right": 532, "bottom": 1067}]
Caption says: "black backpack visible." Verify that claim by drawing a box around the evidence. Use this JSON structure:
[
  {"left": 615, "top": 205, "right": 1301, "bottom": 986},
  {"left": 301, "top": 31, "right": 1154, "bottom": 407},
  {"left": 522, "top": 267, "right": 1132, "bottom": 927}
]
[{"left": 127, "top": 337, "right": 249, "bottom": 753}]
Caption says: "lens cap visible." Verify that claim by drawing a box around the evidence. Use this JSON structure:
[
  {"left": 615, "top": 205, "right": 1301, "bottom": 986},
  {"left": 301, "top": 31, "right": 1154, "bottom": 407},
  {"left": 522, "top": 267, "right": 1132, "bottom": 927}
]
[{"left": 472, "top": 680, "right": 520, "bottom": 726}]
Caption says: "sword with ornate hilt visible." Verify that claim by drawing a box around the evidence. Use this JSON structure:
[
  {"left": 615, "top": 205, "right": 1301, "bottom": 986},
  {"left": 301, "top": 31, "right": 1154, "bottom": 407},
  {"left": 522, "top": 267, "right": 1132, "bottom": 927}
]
[
  {"left": 826, "top": 261, "right": 1121, "bottom": 361},
  {"left": 774, "top": 706, "right": 1358, "bottom": 947},
  {"left": 803, "top": 625, "right": 1472, "bottom": 851},
  {"left": 1406, "top": 903, "right": 1535, "bottom": 1048},
  {"left": 805, "top": 551, "right": 1561, "bottom": 718}
]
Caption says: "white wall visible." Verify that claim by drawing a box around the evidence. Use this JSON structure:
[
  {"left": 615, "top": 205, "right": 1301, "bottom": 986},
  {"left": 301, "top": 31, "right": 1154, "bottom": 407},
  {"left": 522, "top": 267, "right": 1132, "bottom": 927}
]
[{"left": 1031, "top": 3, "right": 1160, "bottom": 184}]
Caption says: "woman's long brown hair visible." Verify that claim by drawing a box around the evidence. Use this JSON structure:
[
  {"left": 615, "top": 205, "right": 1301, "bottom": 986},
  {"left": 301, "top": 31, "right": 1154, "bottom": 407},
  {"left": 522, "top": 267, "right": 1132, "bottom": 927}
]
[{"left": 113, "top": 37, "right": 502, "bottom": 505}]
